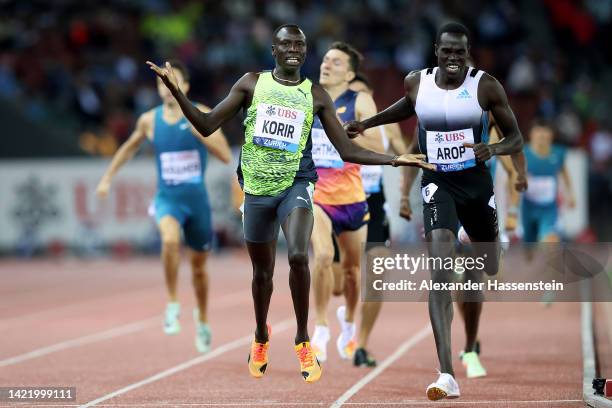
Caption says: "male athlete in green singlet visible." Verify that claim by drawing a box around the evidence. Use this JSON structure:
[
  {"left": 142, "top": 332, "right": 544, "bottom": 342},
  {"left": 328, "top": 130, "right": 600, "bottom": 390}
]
[{"left": 148, "top": 24, "right": 433, "bottom": 383}]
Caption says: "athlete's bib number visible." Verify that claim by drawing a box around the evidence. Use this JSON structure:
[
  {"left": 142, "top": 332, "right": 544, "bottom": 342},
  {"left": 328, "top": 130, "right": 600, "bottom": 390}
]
[
  {"left": 312, "top": 128, "right": 343, "bottom": 168},
  {"left": 360, "top": 165, "right": 383, "bottom": 193},
  {"left": 160, "top": 150, "right": 202, "bottom": 185},
  {"left": 253, "top": 103, "right": 305, "bottom": 152},
  {"left": 426, "top": 128, "right": 476, "bottom": 172},
  {"left": 525, "top": 175, "right": 556, "bottom": 205}
]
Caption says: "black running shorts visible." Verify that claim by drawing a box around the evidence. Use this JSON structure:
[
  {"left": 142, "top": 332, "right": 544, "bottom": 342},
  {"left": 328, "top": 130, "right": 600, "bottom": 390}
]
[{"left": 421, "top": 167, "right": 498, "bottom": 242}]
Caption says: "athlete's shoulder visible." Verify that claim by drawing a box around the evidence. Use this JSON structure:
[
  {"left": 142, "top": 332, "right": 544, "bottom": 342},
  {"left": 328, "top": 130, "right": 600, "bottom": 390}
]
[
  {"left": 234, "top": 72, "right": 260, "bottom": 89},
  {"left": 138, "top": 108, "right": 156, "bottom": 126}
]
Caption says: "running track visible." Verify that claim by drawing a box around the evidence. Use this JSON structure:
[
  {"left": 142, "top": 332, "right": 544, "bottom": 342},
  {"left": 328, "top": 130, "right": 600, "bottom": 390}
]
[{"left": 0, "top": 250, "right": 587, "bottom": 407}]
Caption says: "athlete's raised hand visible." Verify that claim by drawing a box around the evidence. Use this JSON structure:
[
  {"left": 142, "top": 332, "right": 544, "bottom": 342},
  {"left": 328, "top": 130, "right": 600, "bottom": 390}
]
[
  {"left": 343, "top": 120, "right": 365, "bottom": 139},
  {"left": 463, "top": 142, "right": 494, "bottom": 162},
  {"left": 392, "top": 154, "right": 436, "bottom": 170},
  {"left": 146, "top": 61, "right": 180, "bottom": 94}
]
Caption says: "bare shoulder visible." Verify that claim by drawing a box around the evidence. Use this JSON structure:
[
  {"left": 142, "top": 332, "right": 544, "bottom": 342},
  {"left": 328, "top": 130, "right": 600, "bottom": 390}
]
[
  {"left": 404, "top": 70, "right": 421, "bottom": 89},
  {"left": 235, "top": 72, "right": 260, "bottom": 90},
  {"left": 138, "top": 109, "right": 156, "bottom": 128},
  {"left": 478, "top": 72, "right": 507, "bottom": 108}
]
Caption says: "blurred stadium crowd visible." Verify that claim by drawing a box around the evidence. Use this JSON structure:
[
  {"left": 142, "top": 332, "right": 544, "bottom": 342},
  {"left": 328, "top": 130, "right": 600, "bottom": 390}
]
[{"left": 0, "top": 0, "right": 611, "bottom": 239}]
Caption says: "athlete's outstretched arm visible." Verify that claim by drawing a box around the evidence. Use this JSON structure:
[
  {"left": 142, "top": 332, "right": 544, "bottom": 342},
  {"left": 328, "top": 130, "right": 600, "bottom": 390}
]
[
  {"left": 96, "top": 112, "right": 150, "bottom": 198},
  {"left": 147, "top": 61, "right": 250, "bottom": 136},
  {"left": 313, "top": 84, "right": 433, "bottom": 169},
  {"left": 345, "top": 72, "right": 418, "bottom": 136},
  {"left": 468, "top": 74, "right": 523, "bottom": 161},
  {"left": 192, "top": 104, "right": 232, "bottom": 164}
]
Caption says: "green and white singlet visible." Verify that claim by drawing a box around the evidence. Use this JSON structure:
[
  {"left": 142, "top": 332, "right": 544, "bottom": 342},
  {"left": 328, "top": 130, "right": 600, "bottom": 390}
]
[{"left": 239, "top": 72, "right": 317, "bottom": 196}]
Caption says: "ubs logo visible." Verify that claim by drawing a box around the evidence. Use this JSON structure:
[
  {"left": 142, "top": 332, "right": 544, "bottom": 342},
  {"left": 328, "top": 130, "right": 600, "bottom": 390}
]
[
  {"left": 266, "top": 106, "right": 276, "bottom": 116},
  {"left": 435, "top": 133, "right": 444, "bottom": 143}
]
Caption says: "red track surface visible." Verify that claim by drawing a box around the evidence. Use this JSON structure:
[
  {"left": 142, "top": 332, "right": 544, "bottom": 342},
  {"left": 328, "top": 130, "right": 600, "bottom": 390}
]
[{"left": 0, "top": 250, "right": 584, "bottom": 407}]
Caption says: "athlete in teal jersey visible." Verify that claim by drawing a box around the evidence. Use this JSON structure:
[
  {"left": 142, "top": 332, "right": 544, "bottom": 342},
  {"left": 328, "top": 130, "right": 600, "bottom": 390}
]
[
  {"left": 148, "top": 24, "right": 433, "bottom": 383},
  {"left": 522, "top": 121, "right": 575, "bottom": 242},
  {"left": 97, "top": 60, "right": 231, "bottom": 354}
]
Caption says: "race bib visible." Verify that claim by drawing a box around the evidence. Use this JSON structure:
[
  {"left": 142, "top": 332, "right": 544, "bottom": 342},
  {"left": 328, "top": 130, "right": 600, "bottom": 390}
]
[
  {"left": 525, "top": 175, "right": 556, "bottom": 204},
  {"left": 426, "top": 128, "right": 476, "bottom": 172},
  {"left": 253, "top": 103, "right": 304, "bottom": 152},
  {"left": 312, "top": 128, "right": 343, "bottom": 168},
  {"left": 360, "top": 165, "right": 383, "bottom": 193},
  {"left": 160, "top": 150, "right": 202, "bottom": 185}
]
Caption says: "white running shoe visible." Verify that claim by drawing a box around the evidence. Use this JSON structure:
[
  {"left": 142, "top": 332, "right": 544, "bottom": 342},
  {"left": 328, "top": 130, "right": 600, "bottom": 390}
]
[
  {"left": 311, "top": 325, "right": 330, "bottom": 362},
  {"left": 426, "top": 372, "right": 460, "bottom": 401},
  {"left": 163, "top": 302, "right": 181, "bottom": 335},
  {"left": 193, "top": 308, "right": 211, "bottom": 353},
  {"left": 336, "top": 306, "right": 356, "bottom": 359}
]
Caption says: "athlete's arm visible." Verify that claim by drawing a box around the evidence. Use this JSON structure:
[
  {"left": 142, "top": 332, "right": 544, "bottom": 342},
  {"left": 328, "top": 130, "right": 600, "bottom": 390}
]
[
  {"left": 147, "top": 61, "right": 252, "bottom": 136},
  {"left": 385, "top": 122, "right": 409, "bottom": 155},
  {"left": 468, "top": 74, "right": 523, "bottom": 161},
  {"left": 489, "top": 113, "right": 527, "bottom": 193},
  {"left": 352, "top": 92, "right": 385, "bottom": 153},
  {"left": 560, "top": 164, "right": 576, "bottom": 208},
  {"left": 312, "top": 84, "right": 433, "bottom": 169},
  {"left": 96, "top": 112, "right": 151, "bottom": 198},
  {"left": 192, "top": 104, "right": 232, "bottom": 164},
  {"left": 399, "top": 125, "right": 422, "bottom": 220},
  {"left": 345, "top": 71, "right": 419, "bottom": 136}
]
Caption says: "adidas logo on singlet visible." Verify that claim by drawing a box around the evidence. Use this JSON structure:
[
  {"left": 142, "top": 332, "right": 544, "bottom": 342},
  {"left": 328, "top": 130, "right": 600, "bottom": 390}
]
[{"left": 457, "top": 88, "right": 471, "bottom": 99}]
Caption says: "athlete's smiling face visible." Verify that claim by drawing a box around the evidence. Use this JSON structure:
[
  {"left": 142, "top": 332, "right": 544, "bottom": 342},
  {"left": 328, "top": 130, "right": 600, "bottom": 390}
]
[
  {"left": 272, "top": 27, "right": 307, "bottom": 71},
  {"left": 319, "top": 49, "right": 355, "bottom": 87},
  {"left": 435, "top": 32, "right": 470, "bottom": 79}
]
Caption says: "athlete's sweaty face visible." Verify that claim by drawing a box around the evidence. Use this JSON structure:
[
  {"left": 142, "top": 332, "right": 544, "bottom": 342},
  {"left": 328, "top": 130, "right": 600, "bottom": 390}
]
[
  {"left": 435, "top": 33, "right": 470, "bottom": 79},
  {"left": 529, "top": 125, "right": 554, "bottom": 149},
  {"left": 319, "top": 49, "right": 355, "bottom": 87},
  {"left": 157, "top": 69, "right": 189, "bottom": 104},
  {"left": 272, "top": 27, "right": 307, "bottom": 71}
]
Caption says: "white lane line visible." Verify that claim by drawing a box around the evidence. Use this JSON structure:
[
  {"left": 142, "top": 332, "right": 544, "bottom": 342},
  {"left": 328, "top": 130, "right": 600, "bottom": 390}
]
[
  {"left": 0, "top": 318, "right": 157, "bottom": 367},
  {"left": 0, "top": 290, "right": 251, "bottom": 367},
  {"left": 78, "top": 318, "right": 294, "bottom": 408},
  {"left": 330, "top": 324, "right": 431, "bottom": 408},
  {"left": 5, "top": 400, "right": 583, "bottom": 407}
]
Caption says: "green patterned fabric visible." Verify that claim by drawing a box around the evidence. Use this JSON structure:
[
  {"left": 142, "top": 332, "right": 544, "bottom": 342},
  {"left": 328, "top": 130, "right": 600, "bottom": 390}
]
[{"left": 241, "top": 72, "right": 314, "bottom": 196}]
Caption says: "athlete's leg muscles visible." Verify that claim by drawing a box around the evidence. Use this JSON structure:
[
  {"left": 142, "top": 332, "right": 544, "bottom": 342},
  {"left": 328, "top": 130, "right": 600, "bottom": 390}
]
[
  {"left": 427, "top": 228, "right": 456, "bottom": 376},
  {"left": 357, "top": 245, "right": 387, "bottom": 349},
  {"left": 311, "top": 205, "right": 335, "bottom": 326},
  {"left": 247, "top": 240, "right": 276, "bottom": 343},
  {"left": 282, "top": 207, "right": 314, "bottom": 344},
  {"left": 336, "top": 224, "right": 367, "bottom": 323},
  {"left": 159, "top": 215, "right": 182, "bottom": 302},
  {"left": 331, "top": 235, "right": 344, "bottom": 296},
  {"left": 190, "top": 249, "right": 209, "bottom": 323}
]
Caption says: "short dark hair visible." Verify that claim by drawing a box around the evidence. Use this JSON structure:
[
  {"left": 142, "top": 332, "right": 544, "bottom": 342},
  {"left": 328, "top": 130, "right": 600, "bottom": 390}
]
[
  {"left": 350, "top": 71, "right": 371, "bottom": 89},
  {"left": 436, "top": 22, "right": 471, "bottom": 45},
  {"left": 531, "top": 118, "right": 554, "bottom": 130},
  {"left": 328, "top": 41, "right": 363, "bottom": 73},
  {"left": 273, "top": 24, "right": 303, "bottom": 39},
  {"left": 167, "top": 59, "right": 190, "bottom": 82}
]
